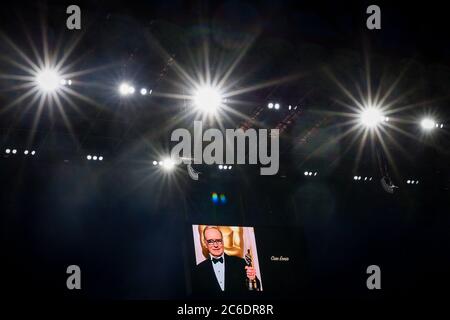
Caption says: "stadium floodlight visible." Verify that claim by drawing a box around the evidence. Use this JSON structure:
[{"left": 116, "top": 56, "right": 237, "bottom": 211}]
[
  {"left": 194, "top": 86, "right": 222, "bottom": 114},
  {"left": 119, "top": 82, "right": 135, "bottom": 96},
  {"left": 360, "top": 107, "right": 384, "bottom": 128},
  {"left": 119, "top": 83, "right": 129, "bottom": 95},
  {"left": 421, "top": 118, "right": 435, "bottom": 131},
  {"left": 161, "top": 158, "right": 175, "bottom": 171},
  {"left": 36, "top": 68, "right": 61, "bottom": 92}
]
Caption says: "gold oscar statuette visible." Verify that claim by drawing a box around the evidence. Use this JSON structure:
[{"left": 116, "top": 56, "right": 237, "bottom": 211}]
[{"left": 245, "top": 249, "right": 259, "bottom": 291}]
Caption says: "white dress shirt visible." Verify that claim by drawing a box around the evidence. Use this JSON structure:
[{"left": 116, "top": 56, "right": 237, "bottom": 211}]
[{"left": 210, "top": 253, "right": 225, "bottom": 291}]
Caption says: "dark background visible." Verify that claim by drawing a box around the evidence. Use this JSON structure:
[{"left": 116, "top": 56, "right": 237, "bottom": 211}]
[
  {"left": 0, "top": 0, "right": 449, "bottom": 301},
  {"left": 2, "top": 160, "right": 448, "bottom": 300}
]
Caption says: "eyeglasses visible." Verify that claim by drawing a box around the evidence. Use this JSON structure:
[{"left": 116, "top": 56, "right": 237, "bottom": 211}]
[{"left": 206, "top": 239, "right": 223, "bottom": 245}]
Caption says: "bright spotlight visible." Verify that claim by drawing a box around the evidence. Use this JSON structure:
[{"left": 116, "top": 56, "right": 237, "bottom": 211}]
[
  {"left": 36, "top": 68, "right": 60, "bottom": 92},
  {"left": 305, "top": 171, "right": 309, "bottom": 176},
  {"left": 308, "top": 172, "right": 312, "bottom": 176},
  {"left": 31, "top": 151, "right": 36, "bottom": 155},
  {"left": 99, "top": 156, "right": 103, "bottom": 161},
  {"left": 5, "top": 148, "right": 11, "bottom": 154},
  {"left": 353, "top": 176, "right": 358, "bottom": 180},
  {"left": 68, "top": 80, "right": 72, "bottom": 86},
  {"left": 24, "top": 150, "right": 29, "bottom": 155},
  {"left": 119, "top": 83, "right": 135, "bottom": 96},
  {"left": 140, "top": 88, "right": 147, "bottom": 95},
  {"left": 60, "top": 79, "right": 67, "bottom": 85},
  {"left": 161, "top": 158, "right": 175, "bottom": 171},
  {"left": 228, "top": 166, "right": 232, "bottom": 170},
  {"left": 268, "top": 103, "right": 274, "bottom": 109},
  {"left": 274, "top": 103, "right": 280, "bottom": 110},
  {"left": 119, "top": 83, "right": 129, "bottom": 95},
  {"left": 152, "top": 161, "right": 158, "bottom": 166},
  {"left": 219, "top": 165, "right": 223, "bottom": 170},
  {"left": 194, "top": 86, "right": 222, "bottom": 113},
  {"left": 87, "top": 155, "right": 92, "bottom": 160},
  {"left": 93, "top": 156, "right": 98, "bottom": 161},
  {"left": 421, "top": 118, "right": 435, "bottom": 130},
  {"left": 360, "top": 107, "right": 384, "bottom": 128},
  {"left": 223, "top": 165, "right": 228, "bottom": 170},
  {"left": 407, "top": 180, "right": 410, "bottom": 184},
  {"left": 12, "top": 149, "right": 17, "bottom": 154}
]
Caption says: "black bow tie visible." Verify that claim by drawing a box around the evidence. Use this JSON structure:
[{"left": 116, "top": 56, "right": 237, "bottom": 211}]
[{"left": 212, "top": 257, "right": 223, "bottom": 264}]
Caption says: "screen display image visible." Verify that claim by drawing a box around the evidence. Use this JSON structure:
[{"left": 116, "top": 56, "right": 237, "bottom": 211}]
[
  {"left": 189, "top": 224, "right": 308, "bottom": 298},
  {"left": 190, "top": 225, "right": 263, "bottom": 296}
]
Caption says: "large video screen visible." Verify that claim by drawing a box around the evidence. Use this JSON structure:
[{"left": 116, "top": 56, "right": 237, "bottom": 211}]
[{"left": 188, "top": 224, "right": 308, "bottom": 298}]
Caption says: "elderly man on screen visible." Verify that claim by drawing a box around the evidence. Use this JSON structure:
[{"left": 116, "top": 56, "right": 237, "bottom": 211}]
[{"left": 193, "top": 226, "right": 260, "bottom": 295}]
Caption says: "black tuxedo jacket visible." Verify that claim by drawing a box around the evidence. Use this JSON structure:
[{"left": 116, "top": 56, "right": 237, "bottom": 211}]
[{"left": 192, "top": 254, "right": 253, "bottom": 297}]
